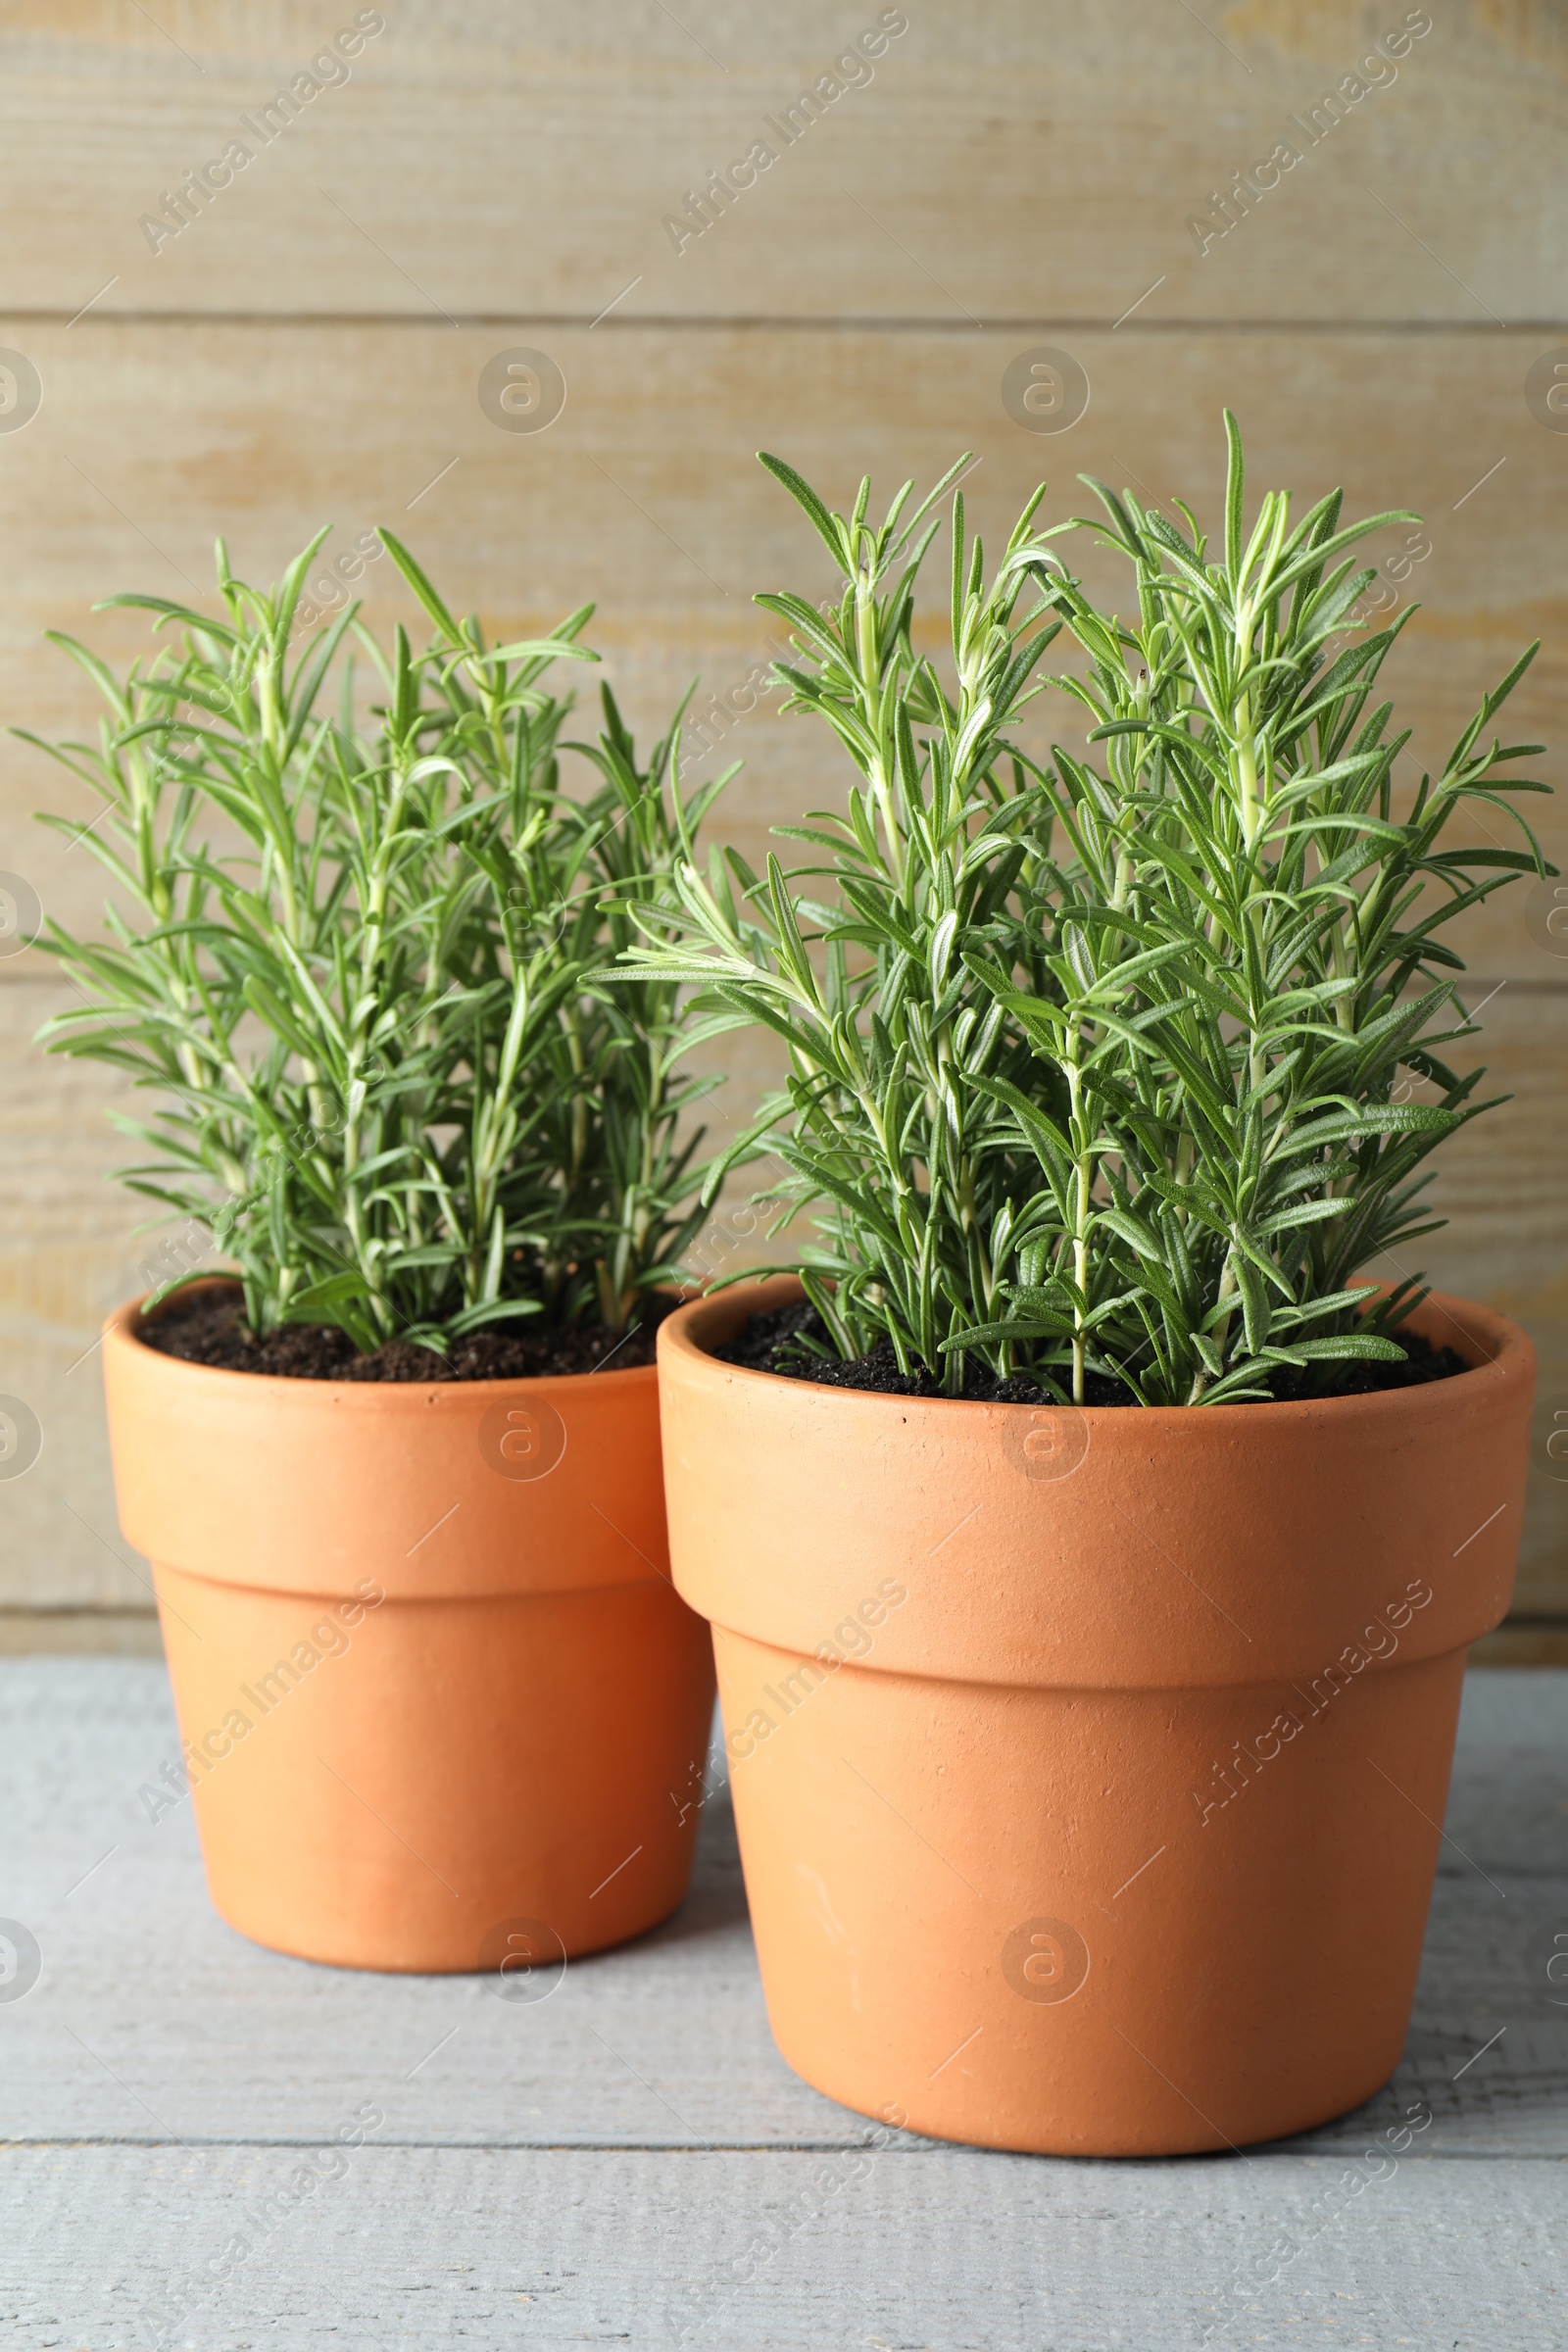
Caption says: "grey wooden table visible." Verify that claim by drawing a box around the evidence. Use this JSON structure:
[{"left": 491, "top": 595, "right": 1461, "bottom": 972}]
[{"left": 2, "top": 1661, "right": 1563, "bottom": 2351}]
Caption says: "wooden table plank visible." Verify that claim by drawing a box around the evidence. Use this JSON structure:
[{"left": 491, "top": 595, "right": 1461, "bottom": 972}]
[
  {"left": 0, "top": 2, "right": 1560, "bottom": 324},
  {"left": 0, "top": 318, "right": 1560, "bottom": 957},
  {"left": 1, "top": 1659, "right": 1562, "bottom": 2344},
  {"left": 2, "top": 2143, "right": 1563, "bottom": 2350},
  {"left": 1, "top": 1661, "right": 1562, "bottom": 2147}
]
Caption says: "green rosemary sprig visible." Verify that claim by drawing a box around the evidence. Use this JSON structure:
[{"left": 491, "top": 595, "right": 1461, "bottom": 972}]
[
  {"left": 26, "top": 532, "right": 726, "bottom": 1348},
  {"left": 619, "top": 422, "right": 1549, "bottom": 1402}
]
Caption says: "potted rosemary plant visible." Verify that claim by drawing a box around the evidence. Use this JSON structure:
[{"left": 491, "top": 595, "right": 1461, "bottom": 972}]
[
  {"left": 642, "top": 424, "right": 1542, "bottom": 2153},
  {"left": 28, "top": 533, "right": 728, "bottom": 1972}
]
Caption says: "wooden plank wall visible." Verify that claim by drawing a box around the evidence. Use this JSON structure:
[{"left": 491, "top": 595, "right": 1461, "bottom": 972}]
[{"left": 1, "top": 0, "right": 1565, "bottom": 1632}]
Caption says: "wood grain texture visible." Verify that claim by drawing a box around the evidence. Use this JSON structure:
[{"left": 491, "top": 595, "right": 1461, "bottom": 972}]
[
  {"left": 0, "top": 5, "right": 1565, "bottom": 1617},
  {"left": 4, "top": 2144, "right": 1562, "bottom": 2348},
  {"left": 0, "top": 2, "right": 1562, "bottom": 324},
  {"left": 0, "top": 1607, "right": 162, "bottom": 1653},
  {"left": 1, "top": 318, "right": 1562, "bottom": 955},
  {"left": 1472, "top": 1622, "right": 1568, "bottom": 1663},
  {"left": 0, "top": 1661, "right": 1562, "bottom": 2348}
]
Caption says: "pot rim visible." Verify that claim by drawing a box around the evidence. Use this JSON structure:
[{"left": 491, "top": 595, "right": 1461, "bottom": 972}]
[
  {"left": 104, "top": 1276, "right": 667, "bottom": 1401},
  {"left": 659, "top": 1272, "right": 1532, "bottom": 1427}
]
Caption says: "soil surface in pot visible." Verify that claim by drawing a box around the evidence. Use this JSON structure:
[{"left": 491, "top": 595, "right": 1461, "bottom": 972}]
[
  {"left": 713, "top": 1300, "right": 1470, "bottom": 1406},
  {"left": 138, "top": 1284, "right": 679, "bottom": 1381}
]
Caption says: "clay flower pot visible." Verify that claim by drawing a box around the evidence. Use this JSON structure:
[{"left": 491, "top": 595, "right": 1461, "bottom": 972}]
[
  {"left": 658, "top": 1275, "right": 1534, "bottom": 2156},
  {"left": 105, "top": 1285, "right": 715, "bottom": 1973}
]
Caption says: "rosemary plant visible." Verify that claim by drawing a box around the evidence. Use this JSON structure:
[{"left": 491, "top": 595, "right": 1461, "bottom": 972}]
[
  {"left": 623, "top": 423, "right": 1548, "bottom": 1403},
  {"left": 617, "top": 453, "right": 1073, "bottom": 1379},
  {"left": 27, "top": 533, "right": 724, "bottom": 1349}
]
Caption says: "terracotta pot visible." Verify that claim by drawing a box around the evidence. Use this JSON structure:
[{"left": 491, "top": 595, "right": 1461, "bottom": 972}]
[
  {"left": 658, "top": 1276, "right": 1533, "bottom": 2156},
  {"left": 104, "top": 1285, "right": 715, "bottom": 1973}
]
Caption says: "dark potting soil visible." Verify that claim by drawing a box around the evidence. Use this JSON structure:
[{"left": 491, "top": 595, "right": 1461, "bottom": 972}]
[
  {"left": 711, "top": 1299, "right": 1471, "bottom": 1407},
  {"left": 137, "top": 1283, "right": 678, "bottom": 1382}
]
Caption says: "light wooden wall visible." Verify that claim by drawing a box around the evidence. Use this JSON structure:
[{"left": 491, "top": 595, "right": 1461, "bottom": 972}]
[{"left": 2, "top": 1, "right": 1566, "bottom": 1633}]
